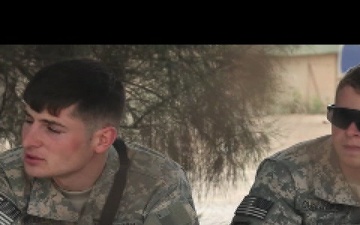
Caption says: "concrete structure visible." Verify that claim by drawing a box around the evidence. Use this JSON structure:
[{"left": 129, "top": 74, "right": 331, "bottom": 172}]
[{"left": 273, "top": 45, "right": 343, "bottom": 113}]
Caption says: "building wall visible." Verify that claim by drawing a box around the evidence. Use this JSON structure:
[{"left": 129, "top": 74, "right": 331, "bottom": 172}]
[{"left": 274, "top": 53, "right": 339, "bottom": 112}]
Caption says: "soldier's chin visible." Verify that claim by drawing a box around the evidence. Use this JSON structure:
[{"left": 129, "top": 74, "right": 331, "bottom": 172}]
[{"left": 24, "top": 166, "right": 50, "bottom": 178}]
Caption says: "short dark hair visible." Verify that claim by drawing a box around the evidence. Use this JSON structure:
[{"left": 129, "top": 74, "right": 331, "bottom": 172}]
[
  {"left": 23, "top": 58, "right": 125, "bottom": 129},
  {"left": 336, "top": 64, "right": 360, "bottom": 101}
]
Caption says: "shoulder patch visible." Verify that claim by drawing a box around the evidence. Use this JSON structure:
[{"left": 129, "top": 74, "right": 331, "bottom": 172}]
[
  {"left": 0, "top": 194, "right": 21, "bottom": 224},
  {"left": 234, "top": 195, "right": 273, "bottom": 220}
]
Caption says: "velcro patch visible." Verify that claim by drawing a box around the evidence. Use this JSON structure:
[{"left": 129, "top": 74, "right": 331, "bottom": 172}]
[
  {"left": 234, "top": 195, "right": 273, "bottom": 220},
  {"left": 299, "top": 198, "right": 342, "bottom": 212},
  {"left": 144, "top": 202, "right": 193, "bottom": 225},
  {"left": 0, "top": 194, "right": 21, "bottom": 225}
]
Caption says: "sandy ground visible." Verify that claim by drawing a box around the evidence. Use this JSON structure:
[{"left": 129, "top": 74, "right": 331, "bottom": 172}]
[{"left": 195, "top": 114, "right": 332, "bottom": 225}]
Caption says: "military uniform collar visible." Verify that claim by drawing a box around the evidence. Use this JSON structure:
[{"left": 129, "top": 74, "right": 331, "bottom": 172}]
[
  {"left": 27, "top": 178, "right": 79, "bottom": 222},
  {"left": 27, "top": 146, "right": 121, "bottom": 223},
  {"left": 312, "top": 137, "right": 360, "bottom": 206},
  {"left": 83, "top": 146, "right": 120, "bottom": 221}
]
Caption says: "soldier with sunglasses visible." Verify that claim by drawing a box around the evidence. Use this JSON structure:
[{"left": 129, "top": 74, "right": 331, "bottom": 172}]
[{"left": 230, "top": 65, "right": 360, "bottom": 225}]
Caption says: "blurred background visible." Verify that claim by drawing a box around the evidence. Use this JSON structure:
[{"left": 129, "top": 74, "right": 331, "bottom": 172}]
[{"left": 0, "top": 45, "right": 359, "bottom": 224}]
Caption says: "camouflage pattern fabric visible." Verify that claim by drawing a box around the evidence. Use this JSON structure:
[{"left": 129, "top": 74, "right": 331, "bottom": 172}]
[
  {"left": 0, "top": 143, "right": 199, "bottom": 225},
  {"left": 231, "top": 135, "right": 360, "bottom": 225}
]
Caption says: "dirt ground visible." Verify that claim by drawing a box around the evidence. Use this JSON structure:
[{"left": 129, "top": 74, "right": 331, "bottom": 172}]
[
  {"left": 267, "top": 113, "right": 331, "bottom": 153},
  {"left": 196, "top": 113, "right": 332, "bottom": 225}
]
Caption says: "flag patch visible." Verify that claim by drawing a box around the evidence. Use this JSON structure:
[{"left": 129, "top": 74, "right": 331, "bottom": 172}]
[
  {"left": 0, "top": 194, "right": 21, "bottom": 225},
  {"left": 234, "top": 195, "right": 273, "bottom": 220}
]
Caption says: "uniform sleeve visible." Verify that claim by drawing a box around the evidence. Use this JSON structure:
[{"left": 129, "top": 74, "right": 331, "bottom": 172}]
[
  {"left": 0, "top": 167, "right": 22, "bottom": 224},
  {"left": 230, "top": 159, "right": 302, "bottom": 225},
  {"left": 143, "top": 168, "right": 199, "bottom": 225}
]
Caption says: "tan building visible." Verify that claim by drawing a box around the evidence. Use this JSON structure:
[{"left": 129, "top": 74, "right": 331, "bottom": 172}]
[{"left": 273, "top": 45, "right": 343, "bottom": 113}]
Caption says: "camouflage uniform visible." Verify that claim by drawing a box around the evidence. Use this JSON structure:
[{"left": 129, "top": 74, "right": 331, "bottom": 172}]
[
  {"left": 230, "top": 135, "right": 360, "bottom": 225},
  {"left": 0, "top": 143, "right": 199, "bottom": 225}
]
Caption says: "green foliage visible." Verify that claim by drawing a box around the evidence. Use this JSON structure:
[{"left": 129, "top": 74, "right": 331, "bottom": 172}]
[
  {"left": 272, "top": 90, "right": 326, "bottom": 115},
  {"left": 0, "top": 45, "right": 293, "bottom": 190},
  {"left": 307, "top": 97, "right": 326, "bottom": 114},
  {"left": 271, "top": 90, "right": 306, "bottom": 114}
]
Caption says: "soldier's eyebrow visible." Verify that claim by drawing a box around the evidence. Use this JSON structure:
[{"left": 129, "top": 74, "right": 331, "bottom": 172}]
[{"left": 23, "top": 109, "right": 67, "bottom": 129}]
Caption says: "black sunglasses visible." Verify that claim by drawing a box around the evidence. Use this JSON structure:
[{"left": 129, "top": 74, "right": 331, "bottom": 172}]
[{"left": 327, "top": 104, "right": 360, "bottom": 130}]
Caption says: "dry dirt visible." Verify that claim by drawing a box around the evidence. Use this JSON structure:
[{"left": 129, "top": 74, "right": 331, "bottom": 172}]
[{"left": 196, "top": 114, "right": 332, "bottom": 225}]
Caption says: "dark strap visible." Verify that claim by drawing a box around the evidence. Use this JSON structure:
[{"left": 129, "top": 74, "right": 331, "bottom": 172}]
[{"left": 99, "top": 138, "right": 130, "bottom": 225}]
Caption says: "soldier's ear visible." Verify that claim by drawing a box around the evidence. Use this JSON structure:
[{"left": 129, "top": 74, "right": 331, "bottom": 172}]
[{"left": 92, "top": 126, "right": 117, "bottom": 154}]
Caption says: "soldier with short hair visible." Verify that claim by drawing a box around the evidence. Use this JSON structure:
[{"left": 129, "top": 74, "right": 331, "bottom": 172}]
[
  {"left": 230, "top": 64, "right": 360, "bottom": 224},
  {"left": 0, "top": 58, "right": 199, "bottom": 225}
]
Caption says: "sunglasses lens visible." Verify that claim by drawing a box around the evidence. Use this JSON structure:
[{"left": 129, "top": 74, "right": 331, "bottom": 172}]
[
  {"left": 327, "top": 106, "right": 360, "bottom": 130},
  {"left": 328, "top": 108, "right": 351, "bottom": 129}
]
